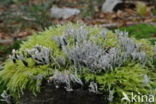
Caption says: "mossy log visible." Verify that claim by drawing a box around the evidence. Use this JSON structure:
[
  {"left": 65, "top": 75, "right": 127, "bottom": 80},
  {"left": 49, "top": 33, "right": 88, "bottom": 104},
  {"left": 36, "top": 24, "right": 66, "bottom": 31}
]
[{"left": 0, "top": 23, "right": 155, "bottom": 104}]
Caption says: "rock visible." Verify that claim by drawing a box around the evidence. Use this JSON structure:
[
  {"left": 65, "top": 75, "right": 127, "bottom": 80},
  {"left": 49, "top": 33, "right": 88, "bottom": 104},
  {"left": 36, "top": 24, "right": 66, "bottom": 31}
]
[
  {"left": 50, "top": 7, "right": 80, "bottom": 19},
  {"left": 20, "top": 83, "right": 105, "bottom": 104},
  {"left": 102, "top": 0, "right": 122, "bottom": 12}
]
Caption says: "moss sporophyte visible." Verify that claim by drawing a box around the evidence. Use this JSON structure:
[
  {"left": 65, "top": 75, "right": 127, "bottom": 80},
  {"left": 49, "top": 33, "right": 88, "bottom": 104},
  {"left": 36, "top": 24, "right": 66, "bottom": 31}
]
[{"left": 0, "top": 23, "right": 156, "bottom": 104}]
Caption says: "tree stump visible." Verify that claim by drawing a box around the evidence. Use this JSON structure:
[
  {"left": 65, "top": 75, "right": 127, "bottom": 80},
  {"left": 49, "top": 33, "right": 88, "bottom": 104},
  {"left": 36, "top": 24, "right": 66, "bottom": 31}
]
[{"left": 20, "top": 83, "right": 105, "bottom": 104}]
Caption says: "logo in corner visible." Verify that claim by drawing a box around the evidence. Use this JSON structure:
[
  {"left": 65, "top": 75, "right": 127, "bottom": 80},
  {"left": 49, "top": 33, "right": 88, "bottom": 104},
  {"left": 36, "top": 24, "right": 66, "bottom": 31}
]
[{"left": 121, "top": 92, "right": 130, "bottom": 102}]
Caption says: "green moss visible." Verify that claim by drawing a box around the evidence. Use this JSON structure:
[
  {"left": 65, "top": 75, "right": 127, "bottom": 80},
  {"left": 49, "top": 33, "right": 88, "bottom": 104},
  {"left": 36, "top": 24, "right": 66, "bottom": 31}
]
[
  {"left": 20, "top": 26, "right": 65, "bottom": 57},
  {"left": 119, "top": 24, "right": 156, "bottom": 44},
  {"left": 0, "top": 60, "right": 52, "bottom": 97},
  {"left": 135, "top": 39, "right": 154, "bottom": 57},
  {"left": 0, "top": 23, "right": 155, "bottom": 103},
  {"left": 85, "top": 64, "right": 156, "bottom": 103}
]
